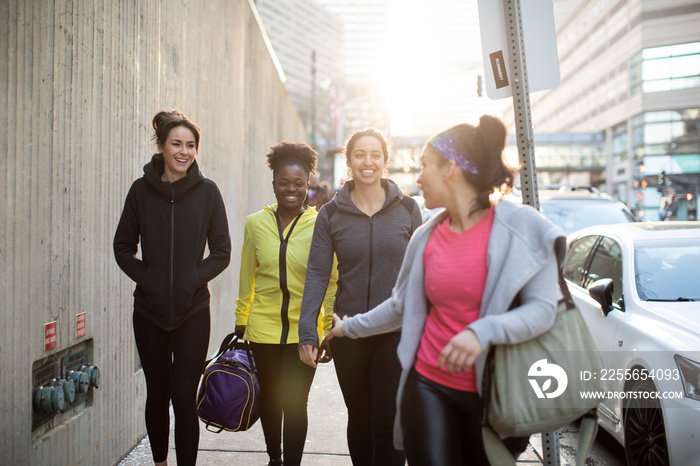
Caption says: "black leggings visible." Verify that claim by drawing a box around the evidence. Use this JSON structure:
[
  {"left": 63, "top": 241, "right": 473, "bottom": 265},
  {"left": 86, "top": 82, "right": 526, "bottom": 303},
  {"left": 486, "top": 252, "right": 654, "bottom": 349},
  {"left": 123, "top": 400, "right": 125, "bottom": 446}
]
[
  {"left": 401, "top": 369, "right": 528, "bottom": 466},
  {"left": 132, "top": 309, "right": 210, "bottom": 466},
  {"left": 250, "top": 343, "right": 316, "bottom": 466},
  {"left": 329, "top": 333, "right": 406, "bottom": 466}
]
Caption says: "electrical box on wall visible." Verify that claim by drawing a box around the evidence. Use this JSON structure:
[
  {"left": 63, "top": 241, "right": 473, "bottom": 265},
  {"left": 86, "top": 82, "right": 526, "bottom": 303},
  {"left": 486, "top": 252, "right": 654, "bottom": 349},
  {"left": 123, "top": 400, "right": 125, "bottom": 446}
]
[{"left": 32, "top": 339, "right": 100, "bottom": 438}]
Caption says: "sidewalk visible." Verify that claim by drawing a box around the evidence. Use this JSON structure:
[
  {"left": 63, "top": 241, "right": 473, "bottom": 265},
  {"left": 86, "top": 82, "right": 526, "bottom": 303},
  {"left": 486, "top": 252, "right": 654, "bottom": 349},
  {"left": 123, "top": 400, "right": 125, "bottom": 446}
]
[{"left": 119, "top": 361, "right": 569, "bottom": 465}]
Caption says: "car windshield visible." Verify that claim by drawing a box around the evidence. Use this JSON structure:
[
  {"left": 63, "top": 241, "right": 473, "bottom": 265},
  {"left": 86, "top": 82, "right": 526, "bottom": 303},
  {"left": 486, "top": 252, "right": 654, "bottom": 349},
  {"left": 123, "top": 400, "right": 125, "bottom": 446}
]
[
  {"left": 635, "top": 240, "right": 700, "bottom": 301},
  {"left": 540, "top": 201, "right": 635, "bottom": 234}
]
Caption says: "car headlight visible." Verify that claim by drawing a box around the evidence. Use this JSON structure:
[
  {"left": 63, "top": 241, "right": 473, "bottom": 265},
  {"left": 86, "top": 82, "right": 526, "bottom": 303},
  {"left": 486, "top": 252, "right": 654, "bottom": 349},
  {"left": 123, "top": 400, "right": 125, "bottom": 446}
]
[{"left": 674, "top": 354, "right": 700, "bottom": 402}]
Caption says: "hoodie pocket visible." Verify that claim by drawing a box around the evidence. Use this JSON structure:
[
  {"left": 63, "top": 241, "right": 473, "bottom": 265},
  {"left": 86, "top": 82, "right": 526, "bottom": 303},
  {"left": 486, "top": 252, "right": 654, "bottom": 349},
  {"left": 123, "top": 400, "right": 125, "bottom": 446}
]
[
  {"left": 140, "top": 266, "right": 169, "bottom": 310},
  {"left": 172, "top": 267, "right": 201, "bottom": 309}
]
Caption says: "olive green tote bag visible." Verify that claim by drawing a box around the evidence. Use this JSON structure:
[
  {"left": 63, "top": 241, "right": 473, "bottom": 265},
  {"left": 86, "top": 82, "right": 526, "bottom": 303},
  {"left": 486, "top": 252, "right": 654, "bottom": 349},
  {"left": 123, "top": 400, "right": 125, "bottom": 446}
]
[{"left": 481, "top": 271, "right": 606, "bottom": 466}]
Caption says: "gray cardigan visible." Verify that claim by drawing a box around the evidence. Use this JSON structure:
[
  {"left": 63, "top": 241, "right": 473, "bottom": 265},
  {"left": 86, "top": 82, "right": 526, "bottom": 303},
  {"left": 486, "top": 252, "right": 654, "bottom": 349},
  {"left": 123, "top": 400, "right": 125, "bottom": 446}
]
[{"left": 342, "top": 199, "right": 566, "bottom": 449}]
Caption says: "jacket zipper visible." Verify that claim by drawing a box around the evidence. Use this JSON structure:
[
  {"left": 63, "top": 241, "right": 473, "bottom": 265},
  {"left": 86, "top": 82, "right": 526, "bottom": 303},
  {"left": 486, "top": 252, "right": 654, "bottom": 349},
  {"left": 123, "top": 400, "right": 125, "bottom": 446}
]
[
  {"left": 366, "top": 216, "right": 374, "bottom": 313},
  {"left": 170, "top": 186, "right": 175, "bottom": 326},
  {"left": 271, "top": 207, "right": 304, "bottom": 345}
]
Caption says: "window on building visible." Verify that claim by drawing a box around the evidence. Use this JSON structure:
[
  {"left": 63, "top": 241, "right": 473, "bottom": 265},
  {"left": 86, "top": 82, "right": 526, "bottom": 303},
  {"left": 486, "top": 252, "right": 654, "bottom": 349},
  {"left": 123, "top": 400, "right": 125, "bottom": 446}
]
[
  {"left": 633, "top": 109, "right": 700, "bottom": 161},
  {"left": 631, "top": 42, "right": 700, "bottom": 95},
  {"left": 612, "top": 122, "right": 628, "bottom": 164}
]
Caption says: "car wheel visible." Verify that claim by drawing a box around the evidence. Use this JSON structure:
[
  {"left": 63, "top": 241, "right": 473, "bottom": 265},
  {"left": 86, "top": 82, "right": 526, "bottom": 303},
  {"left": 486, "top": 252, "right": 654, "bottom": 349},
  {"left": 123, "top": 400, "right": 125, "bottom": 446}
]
[{"left": 624, "top": 379, "right": 669, "bottom": 466}]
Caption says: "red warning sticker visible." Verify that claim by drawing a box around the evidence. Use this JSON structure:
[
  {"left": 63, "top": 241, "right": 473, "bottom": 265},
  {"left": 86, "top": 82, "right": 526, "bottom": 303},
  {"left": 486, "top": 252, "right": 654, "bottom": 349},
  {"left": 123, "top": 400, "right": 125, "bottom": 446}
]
[
  {"left": 76, "top": 312, "right": 86, "bottom": 339},
  {"left": 44, "top": 321, "right": 57, "bottom": 351}
]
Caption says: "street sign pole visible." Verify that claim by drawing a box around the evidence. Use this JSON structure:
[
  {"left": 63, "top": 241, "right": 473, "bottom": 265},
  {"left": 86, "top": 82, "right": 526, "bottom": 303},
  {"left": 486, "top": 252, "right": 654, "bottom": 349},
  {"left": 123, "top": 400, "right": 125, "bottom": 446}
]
[
  {"left": 503, "top": 0, "right": 539, "bottom": 210},
  {"left": 502, "top": 1, "right": 557, "bottom": 464}
]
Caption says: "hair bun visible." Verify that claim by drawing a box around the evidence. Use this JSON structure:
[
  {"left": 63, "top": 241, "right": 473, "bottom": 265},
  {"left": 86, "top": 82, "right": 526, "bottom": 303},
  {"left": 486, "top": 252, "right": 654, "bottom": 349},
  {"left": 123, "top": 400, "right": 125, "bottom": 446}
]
[
  {"left": 477, "top": 115, "right": 506, "bottom": 156},
  {"left": 151, "top": 109, "right": 201, "bottom": 150}
]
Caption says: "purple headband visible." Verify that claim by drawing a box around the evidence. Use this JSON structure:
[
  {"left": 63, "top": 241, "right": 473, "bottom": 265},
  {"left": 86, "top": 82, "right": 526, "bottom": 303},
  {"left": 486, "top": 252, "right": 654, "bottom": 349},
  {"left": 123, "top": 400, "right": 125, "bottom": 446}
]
[{"left": 429, "top": 129, "right": 478, "bottom": 175}]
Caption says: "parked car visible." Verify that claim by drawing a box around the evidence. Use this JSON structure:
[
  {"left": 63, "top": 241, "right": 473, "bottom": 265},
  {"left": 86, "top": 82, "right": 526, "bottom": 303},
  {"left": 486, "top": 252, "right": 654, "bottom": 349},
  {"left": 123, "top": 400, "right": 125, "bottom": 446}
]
[
  {"left": 562, "top": 222, "right": 700, "bottom": 465},
  {"left": 538, "top": 186, "right": 637, "bottom": 234}
]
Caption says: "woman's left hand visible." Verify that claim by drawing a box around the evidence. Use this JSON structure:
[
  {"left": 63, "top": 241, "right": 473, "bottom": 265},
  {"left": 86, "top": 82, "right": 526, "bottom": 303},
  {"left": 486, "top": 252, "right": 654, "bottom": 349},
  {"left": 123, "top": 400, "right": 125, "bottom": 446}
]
[{"left": 438, "top": 329, "right": 483, "bottom": 374}]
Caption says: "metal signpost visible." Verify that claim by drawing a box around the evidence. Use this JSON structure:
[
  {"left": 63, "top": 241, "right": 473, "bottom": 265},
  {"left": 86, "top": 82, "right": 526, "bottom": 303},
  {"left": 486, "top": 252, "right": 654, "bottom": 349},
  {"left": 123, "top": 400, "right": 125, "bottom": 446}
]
[
  {"left": 503, "top": 0, "right": 539, "bottom": 210},
  {"left": 502, "top": 3, "right": 553, "bottom": 461},
  {"left": 477, "top": 0, "right": 562, "bottom": 464}
]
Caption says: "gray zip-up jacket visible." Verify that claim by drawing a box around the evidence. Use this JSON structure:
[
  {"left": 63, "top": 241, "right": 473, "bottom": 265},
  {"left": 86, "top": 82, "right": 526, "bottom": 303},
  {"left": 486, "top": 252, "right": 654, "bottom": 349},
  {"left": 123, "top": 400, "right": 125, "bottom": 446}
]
[
  {"left": 341, "top": 199, "right": 566, "bottom": 449},
  {"left": 298, "top": 179, "right": 423, "bottom": 347}
]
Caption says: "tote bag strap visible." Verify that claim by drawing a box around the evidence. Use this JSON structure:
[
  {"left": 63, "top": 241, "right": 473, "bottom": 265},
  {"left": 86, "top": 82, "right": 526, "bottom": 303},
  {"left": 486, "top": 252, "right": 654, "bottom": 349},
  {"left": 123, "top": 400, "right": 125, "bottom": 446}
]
[
  {"left": 558, "top": 267, "right": 576, "bottom": 311},
  {"left": 576, "top": 410, "right": 599, "bottom": 466},
  {"left": 482, "top": 424, "right": 517, "bottom": 465},
  {"left": 482, "top": 410, "right": 596, "bottom": 466}
]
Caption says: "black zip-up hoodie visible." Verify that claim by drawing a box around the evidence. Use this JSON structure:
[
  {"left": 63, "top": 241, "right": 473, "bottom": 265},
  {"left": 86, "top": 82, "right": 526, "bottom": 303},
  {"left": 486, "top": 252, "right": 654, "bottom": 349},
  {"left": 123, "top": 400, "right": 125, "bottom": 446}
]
[
  {"left": 298, "top": 179, "right": 423, "bottom": 347},
  {"left": 114, "top": 154, "right": 231, "bottom": 331}
]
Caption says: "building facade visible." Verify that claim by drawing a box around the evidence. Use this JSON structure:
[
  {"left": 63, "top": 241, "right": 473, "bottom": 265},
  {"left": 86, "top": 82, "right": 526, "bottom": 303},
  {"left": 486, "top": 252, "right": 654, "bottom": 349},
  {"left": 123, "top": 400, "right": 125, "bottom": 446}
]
[
  {"left": 254, "top": 0, "right": 345, "bottom": 183},
  {"left": 1, "top": 1, "right": 306, "bottom": 463},
  {"left": 315, "top": 0, "right": 393, "bottom": 134},
  {"left": 507, "top": 0, "right": 700, "bottom": 220}
]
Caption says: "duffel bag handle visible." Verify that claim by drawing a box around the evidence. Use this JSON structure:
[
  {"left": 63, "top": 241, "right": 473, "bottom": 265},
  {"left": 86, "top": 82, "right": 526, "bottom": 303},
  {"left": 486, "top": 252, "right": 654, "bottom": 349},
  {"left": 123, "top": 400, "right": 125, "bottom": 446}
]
[
  {"left": 202, "top": 332, "right": 238, "bottom": 374},
  {"left": 235, "top": 339, "right": 257, "bottom": 373},
  {"left": 202, "top": 333, "right": 257, "bottom": 374},
  {"left": 203, "top": 421, "right": 225, "bottom": 434}
]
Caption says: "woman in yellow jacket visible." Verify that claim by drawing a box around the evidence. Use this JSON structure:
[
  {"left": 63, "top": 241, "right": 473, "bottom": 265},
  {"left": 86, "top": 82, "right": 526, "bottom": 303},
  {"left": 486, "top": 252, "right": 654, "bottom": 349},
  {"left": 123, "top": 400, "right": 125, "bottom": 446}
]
[{"left": 235, "top": 142, "right": 337, "bottom": 466}]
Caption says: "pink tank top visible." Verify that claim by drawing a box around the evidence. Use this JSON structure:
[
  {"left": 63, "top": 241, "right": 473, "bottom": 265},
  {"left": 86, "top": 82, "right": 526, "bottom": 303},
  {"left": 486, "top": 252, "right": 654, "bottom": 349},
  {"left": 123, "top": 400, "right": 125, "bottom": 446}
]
[{"left": 415, "top": 206, "right": 494, "bottom": 392}]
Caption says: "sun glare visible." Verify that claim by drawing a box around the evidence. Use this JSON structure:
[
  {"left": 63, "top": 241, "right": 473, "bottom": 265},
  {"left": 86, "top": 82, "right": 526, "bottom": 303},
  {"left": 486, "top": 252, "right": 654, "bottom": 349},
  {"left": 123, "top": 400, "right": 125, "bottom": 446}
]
[
  {"left": 381, "top": 0, "right": 502, "bottom": 137},
  {"left": 382, "top": 0, "right": 435, "bottom": 135}
]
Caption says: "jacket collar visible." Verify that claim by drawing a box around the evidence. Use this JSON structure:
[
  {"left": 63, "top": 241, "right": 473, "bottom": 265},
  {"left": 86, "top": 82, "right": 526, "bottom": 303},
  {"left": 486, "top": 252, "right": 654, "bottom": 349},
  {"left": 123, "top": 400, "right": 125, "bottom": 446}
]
[
  {"left": 143, "top": 153, "right": 205, "bottom": 200},
  {"left": 333, "top": 178, "right": 405, "bottom": 215}
]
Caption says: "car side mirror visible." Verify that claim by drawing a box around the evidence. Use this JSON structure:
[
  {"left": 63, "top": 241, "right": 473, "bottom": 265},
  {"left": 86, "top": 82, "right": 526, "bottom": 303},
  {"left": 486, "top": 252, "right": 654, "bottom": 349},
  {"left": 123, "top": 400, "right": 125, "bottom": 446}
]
[{"left": 588, "top": 279, "right": 615, "bottom": 316}]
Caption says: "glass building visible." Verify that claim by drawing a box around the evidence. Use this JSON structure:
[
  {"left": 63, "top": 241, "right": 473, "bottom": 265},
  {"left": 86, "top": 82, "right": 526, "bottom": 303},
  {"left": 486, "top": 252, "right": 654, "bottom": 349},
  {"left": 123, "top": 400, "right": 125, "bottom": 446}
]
[{"left": 504, "top": 0, "right": 700, "bottom": 220}]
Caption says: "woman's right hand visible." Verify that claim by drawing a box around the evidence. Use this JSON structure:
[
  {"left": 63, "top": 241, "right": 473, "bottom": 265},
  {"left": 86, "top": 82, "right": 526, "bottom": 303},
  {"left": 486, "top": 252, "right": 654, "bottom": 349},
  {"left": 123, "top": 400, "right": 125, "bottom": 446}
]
[
  {"left": 325, "top": 313, "right": 346, "bottom": 340},
  {"left": 234, "top": 325, "right": 246, "bottom": 338},
  {"left": 299, "top": 315, "right": 347, "bottom": 368},
  {"left": 299, "top": 345, "right": 319, "bottom": 368}
]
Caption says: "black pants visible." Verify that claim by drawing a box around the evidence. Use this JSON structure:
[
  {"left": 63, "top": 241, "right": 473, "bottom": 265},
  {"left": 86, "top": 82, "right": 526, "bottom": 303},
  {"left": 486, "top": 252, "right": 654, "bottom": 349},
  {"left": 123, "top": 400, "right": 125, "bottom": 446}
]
[
  {"left": 330, "top": 333, "right": 406, "bottom": 466},
  {"left": 401, "top": 369, "right": 528, "bottom": 466},
  {"left": 132, "top": 308, "right": 210, "bottom": 466},
  {"left": 250, "top": 343, "right": 316, "bottom": 466}
]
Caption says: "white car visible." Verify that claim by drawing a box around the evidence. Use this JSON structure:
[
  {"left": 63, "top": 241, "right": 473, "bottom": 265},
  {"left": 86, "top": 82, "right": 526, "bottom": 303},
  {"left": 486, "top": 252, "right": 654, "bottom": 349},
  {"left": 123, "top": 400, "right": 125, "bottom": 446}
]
[
  {"left": 562, "top": 222, "right": 700, "bottom": 465},
  {"left": 510, "top": 185, "right": 637, "bottom": 235}
]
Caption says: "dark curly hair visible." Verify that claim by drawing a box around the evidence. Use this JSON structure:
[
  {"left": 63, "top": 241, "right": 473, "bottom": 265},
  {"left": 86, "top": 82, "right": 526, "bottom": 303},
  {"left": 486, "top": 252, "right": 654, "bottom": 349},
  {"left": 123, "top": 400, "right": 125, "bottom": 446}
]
[
  {"left": 152, "top": 109, "right": 201, "bottom": 151},
  {"left": 429, "top": 115, "right": 515, "bottom": 213},
  {"left": 266, "top": 141, "right": 317, "bottom": 179}
]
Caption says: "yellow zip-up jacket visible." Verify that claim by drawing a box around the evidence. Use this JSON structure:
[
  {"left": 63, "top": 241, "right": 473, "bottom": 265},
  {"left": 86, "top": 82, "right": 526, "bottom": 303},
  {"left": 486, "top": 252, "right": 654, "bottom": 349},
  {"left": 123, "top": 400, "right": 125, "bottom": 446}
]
[{"left": 235, "top": 205, "right": 337, "bottom": 344}]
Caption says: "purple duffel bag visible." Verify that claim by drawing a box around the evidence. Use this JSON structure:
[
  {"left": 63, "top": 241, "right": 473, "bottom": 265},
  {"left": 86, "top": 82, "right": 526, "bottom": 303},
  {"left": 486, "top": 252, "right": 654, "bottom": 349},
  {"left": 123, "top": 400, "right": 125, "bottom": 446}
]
[{"left": 197, "top": 333, "right": 260, "bottom": 432}]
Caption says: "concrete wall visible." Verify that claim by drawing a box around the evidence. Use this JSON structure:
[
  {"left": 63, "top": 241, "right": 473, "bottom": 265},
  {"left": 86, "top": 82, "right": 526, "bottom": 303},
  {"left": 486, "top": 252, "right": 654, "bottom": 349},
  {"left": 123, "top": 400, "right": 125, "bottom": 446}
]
[{"left": 0, "top": 0, "right": 305, "bottom": 464}]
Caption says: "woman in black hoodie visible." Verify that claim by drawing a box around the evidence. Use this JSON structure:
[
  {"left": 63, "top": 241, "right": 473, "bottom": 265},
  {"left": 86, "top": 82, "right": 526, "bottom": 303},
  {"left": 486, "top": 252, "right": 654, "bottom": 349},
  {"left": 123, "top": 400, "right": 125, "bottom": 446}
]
[{"left": 114, "top": 110, "right": 231, "bottom": 466}]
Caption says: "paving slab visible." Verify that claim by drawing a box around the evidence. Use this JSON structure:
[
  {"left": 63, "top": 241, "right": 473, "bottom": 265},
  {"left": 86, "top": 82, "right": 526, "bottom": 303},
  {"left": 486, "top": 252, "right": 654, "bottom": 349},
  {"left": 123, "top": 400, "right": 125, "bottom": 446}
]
[{"left": 119, "top": 361, "right": 569, "bottom": 465}]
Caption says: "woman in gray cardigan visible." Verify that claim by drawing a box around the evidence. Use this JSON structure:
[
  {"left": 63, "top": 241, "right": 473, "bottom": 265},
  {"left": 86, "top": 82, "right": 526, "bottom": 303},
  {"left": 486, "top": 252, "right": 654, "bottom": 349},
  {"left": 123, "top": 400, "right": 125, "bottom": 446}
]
[{"left": 326, "top": 116, "right": 566, "bottom": 465}]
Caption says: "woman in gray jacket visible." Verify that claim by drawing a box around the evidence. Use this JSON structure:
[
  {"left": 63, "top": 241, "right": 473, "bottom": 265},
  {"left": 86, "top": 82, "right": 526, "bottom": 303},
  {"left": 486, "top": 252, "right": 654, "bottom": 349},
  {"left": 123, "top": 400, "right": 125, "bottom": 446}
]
[
  {"left": 325, "top": 116, "right": 566, "bottom": 465},
  {"left": 298, "top": 128, "right": 422, "bottom": 466}
]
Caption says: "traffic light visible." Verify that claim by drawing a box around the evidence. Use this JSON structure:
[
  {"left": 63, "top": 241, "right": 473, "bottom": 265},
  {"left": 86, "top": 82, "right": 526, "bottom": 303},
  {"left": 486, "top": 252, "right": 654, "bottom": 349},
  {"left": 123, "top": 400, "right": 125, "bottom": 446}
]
[{"left": 657, "top": 171, "right": 666, "bottom": 186}]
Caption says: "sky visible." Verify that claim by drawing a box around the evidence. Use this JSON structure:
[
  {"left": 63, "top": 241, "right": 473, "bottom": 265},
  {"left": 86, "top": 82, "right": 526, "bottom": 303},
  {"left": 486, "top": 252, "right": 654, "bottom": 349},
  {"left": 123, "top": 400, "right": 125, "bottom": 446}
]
[{"left": 383, "top": 0, "right": 504, "bottom": 136}]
